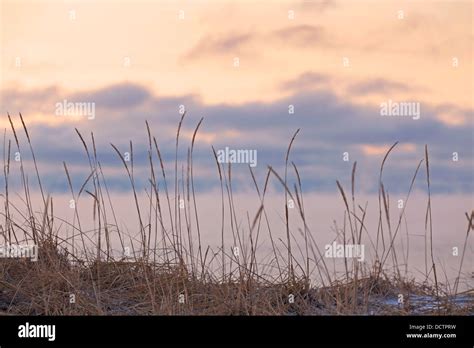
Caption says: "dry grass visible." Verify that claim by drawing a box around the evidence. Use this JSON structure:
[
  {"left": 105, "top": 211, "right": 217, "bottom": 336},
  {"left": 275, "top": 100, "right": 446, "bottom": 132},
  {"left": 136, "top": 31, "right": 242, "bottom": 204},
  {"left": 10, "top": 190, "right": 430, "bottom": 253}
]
[{"left": 0, "top": 113, "right": 472, "bottom": 315}]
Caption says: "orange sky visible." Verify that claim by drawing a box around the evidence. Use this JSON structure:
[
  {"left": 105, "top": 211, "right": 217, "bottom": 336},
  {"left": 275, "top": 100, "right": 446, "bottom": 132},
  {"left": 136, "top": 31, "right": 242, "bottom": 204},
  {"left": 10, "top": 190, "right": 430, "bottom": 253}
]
[{"left": 1, "top": 0, "right": 472, "bottom": 118}]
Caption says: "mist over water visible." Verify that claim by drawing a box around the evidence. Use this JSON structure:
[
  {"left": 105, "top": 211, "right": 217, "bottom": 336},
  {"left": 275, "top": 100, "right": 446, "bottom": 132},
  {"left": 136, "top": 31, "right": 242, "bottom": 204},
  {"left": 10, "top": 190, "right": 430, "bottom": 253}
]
[{"left": 4, "top": 190, "right": 471, "bottom": 291}]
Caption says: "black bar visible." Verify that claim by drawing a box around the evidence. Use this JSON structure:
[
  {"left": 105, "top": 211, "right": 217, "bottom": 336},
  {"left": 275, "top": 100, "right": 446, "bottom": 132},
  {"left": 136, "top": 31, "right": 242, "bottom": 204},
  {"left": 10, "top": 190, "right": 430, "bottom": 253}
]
[{"left": 0, "top": 315, "right": 472, "bottom": 346}]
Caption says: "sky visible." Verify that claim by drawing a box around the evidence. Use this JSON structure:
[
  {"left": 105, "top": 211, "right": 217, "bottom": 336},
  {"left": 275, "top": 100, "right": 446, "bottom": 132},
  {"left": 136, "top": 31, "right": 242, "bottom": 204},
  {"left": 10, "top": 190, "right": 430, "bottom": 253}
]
[
  {"left": 0, "top": 0, "right": 472, "bottom": 289},
  {"left": 0, "top": 0, "right": 472, "bottom": 196}
]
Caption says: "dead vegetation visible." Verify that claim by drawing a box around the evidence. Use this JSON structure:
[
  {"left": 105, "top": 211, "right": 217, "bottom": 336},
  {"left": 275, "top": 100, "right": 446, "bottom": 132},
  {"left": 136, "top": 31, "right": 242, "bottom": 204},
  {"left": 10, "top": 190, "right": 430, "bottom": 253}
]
[{"left": 0, "top": 113, "right": 472, "bottom": 315}]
